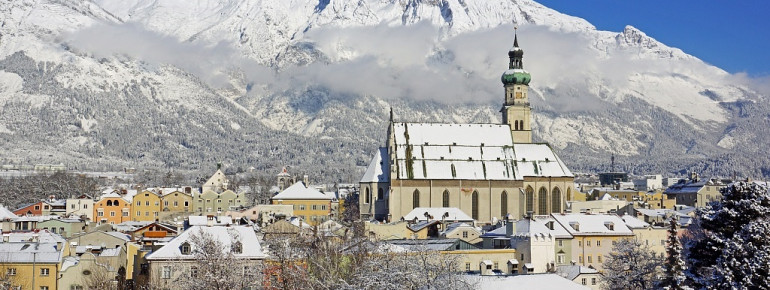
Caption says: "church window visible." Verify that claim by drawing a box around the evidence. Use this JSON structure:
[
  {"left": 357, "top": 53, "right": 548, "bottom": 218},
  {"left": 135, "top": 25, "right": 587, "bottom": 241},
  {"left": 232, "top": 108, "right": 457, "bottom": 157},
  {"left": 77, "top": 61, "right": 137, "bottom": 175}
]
[
  {"left": 514, "top": 121, "right": 519, "bottom": 131},
  {"left": 567, "top": 188, "right": 572, "bottom": 201},
  {"left": 365, "top": 188, "right": 370, "bottom": 204},
  {"left": 552, "top": 187, "right": 562, "bottom": 213},
  {"left": 538, "top": 187, "right": 548, "bottom": 215},
  {"left": 412, "top": 190, "right": 420, "bottom": 209},
  {"left": 526, "top": 187, "right": 534, "bottom": 213},
  {"left": 442, "top": 190, "right": 450, "bottom": 207},
  {"left": 378, "top": 188, "right": 383, "bottom": 200},
  {"left": 501, "top": 191, "right": 508, "bottom": 217},
  {"left": 519, "top": 120, "right": 524, "bottom": 130},
  {"left": 472, "top": 191, "right": 479, "bottom": 220}
]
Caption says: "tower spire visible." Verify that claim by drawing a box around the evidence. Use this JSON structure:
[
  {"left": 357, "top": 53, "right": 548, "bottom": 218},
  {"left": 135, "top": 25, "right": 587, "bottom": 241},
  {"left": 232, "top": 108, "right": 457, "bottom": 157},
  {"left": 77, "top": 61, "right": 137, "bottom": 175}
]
[{"left": 513, "top": 26, "right": 519, "bottom": 48}]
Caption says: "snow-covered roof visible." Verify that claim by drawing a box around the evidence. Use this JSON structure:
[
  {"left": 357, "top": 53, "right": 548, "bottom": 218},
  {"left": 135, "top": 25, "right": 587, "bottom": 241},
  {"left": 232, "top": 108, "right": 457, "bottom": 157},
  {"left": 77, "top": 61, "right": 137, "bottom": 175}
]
[
  {"left": 464, "top": 274, "right": 589, "bottom": 289},
  {"left": 188, "top": 216, "right": 232, "bottom": 226},
  {"left": 0, "top": 242, "right": 63, "bottom": 263},
  {"left": 0, "top": 205, "right": 18, "bottom": 220},
  {"left": 664, "top": 178, "right": 709, "bottom": 194},
  {"left": 621, "top": 214, "right": 650, "bottom": 229},
  {"left": 512, "top": 144, "right": 573, "bottom": 178},
  {"left": 5, "top": 230, "right": 65, "bottom": 243},
  {"left": 403, "top": 207, "right": 473, "bottom": 222},
  {"left": 441, "top": 222, "right": 481, "bottom": 236},
  {"left": 272, "top": 182, "right": 332, "bottom": 200},
  {"left": 384, "top": 238, "right": 468, "bottom": 251},
  {"left": 387, "top": 123, "right": 572, "bottom": 181},
  {"left": 392, "top": 123, "right": 518, "bottom": 180},
  {"left": 551, "top": 214, "right": 634, "bottom": 236},
  {"left": 557, "top": 265, "right": 599, "bottom": 280},
  {"left": 360, "top": 147, "right": 389, "bottom": 183},
  {"left": 146, "top": 225, "right": 265, "bottom": 260},
  {"left": 512, "top": 216, "right": 572, "bottom": 239}
]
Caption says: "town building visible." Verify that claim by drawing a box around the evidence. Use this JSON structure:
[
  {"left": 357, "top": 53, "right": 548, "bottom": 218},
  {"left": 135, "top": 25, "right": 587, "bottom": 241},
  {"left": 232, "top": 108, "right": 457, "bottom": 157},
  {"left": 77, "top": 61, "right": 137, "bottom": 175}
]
[
  {"left": 145, "top": 225, "right": 265, "bottom": 288},
  {"left": 551, "top": 214, "right": 634, "bottom": 271},
  {"left": 663, "top": 172, "right": 726, "bottom": 207},
  {"left": 271, "top": 182, "right": 333, "bottom": 226},
  {"left": 360, "top": 32, "right": 575, "bottom": 224},
  {"left": 93, "top": 192, "right": 132, "bottom": 225},
  {"left": 0, "top": 231, "right": 65, "bottom": 290},
  {"left": 66, "top": 194, "right": 95, "bottom": 220},
  {"left": 132, "top": 190, "right": 163, "bottom": 222}
]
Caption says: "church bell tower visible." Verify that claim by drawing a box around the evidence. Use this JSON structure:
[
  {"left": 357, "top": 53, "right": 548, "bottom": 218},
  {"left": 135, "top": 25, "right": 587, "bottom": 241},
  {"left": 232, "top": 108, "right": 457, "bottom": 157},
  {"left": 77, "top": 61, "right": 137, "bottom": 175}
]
[{"left": 501, "top": 29, "right": 532, "bottom": 143}]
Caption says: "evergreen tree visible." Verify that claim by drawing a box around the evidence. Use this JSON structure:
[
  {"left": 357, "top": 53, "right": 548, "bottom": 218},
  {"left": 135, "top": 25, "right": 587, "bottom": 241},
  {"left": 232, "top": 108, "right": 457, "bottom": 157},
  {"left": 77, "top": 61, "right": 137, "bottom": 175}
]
[
  {"left": 685, "top": 181, "right": 770, "bottom": 288},
  {"left": 658, "top": 216, "right": 691, "bottom": 290},
  {"left": 603, "top": 239, "right": 662, "bottom": 290}
]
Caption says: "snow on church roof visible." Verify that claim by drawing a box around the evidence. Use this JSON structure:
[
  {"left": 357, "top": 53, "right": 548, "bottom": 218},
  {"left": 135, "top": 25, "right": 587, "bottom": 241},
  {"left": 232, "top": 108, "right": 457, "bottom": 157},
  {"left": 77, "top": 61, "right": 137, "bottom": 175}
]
[
  {"left": 272, "top": 182, "right": 332, "bottom": 200},
  {"left": 513, "top": 144, "right": 573, "bottom": 177},
  {"left": 389, "top": 123, "right": 572, "bottom": 180},
  {"left": 361, "top": 147, "right": 389, "bottom": 183},
  {"left": 392, "top": 123, "right": 518, "bottom": 180}
]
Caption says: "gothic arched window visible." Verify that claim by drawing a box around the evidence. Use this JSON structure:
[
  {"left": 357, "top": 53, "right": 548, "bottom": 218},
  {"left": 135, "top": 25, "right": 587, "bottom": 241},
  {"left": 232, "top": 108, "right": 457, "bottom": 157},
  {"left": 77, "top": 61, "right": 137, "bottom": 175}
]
[
  {"left": 501, "top": 191, "right": 508, "bottom": 217},
  {"left": 442, "top": 190, "right": 450, "bottom": 208},
  {"left": 365, "top": 188, "right": 370, "bottom": 204},
  {"left": 538, "top": 187, "right": 548, "bottom": 215},
  {"left": 413, "top": 190, "right": 420, "bottom": 209},
  {"left": 514, "top": 121, "right": 519, "bottom": 131},
  {"left": 567, "top": 188, "right": 572, "bottom": 201},
  {"left": 472, "top": 191, "right": 479, "bottom": 220},
  {"left": 526, "top": 186, "right": 534, "bottom": 214},
  {"left": 552, "top": 187, "right": 562, "bottom": 213}
]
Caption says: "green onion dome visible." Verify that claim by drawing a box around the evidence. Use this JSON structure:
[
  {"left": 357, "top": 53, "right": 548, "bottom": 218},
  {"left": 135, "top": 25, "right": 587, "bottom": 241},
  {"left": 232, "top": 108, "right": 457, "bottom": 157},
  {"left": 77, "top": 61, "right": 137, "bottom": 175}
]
[{"left": 501, "top": 69, "right": 531, "bottom": 85}]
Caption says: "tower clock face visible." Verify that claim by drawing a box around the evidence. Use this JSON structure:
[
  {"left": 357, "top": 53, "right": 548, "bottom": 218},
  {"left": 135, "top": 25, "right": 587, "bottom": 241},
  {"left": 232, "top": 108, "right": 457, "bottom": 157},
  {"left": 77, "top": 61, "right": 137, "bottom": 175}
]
[{"left": 515, "top": 92, "right": 523, "bottom": 99}]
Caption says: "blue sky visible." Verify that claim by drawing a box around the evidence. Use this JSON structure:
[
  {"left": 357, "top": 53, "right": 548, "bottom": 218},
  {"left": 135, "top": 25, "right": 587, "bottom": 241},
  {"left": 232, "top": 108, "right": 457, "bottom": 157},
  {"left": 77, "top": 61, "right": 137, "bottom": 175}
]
[{"left": 537, "top": 0, "right": 770, "bottom": 76}]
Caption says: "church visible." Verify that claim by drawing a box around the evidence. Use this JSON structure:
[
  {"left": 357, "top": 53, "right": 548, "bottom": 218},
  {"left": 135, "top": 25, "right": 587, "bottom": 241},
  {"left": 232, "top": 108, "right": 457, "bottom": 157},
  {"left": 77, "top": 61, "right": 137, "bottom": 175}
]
[{"left": 360, "top": 32, "right": 575, "bottom": 224}]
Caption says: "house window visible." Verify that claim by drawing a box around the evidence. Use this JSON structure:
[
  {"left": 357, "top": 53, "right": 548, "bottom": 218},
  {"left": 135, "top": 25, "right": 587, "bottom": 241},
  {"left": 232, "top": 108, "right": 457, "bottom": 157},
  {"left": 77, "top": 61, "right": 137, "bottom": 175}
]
[
  {"left": 136, "top": 201, "right": 141, "bottom": 206},
  {"left": 579, "top": 256, "right": 583, "bottom": 263},
  {"left": 558, "top": 240, "right": 563, "bottom": 247},
  {"left": 598, "top": 255, "right": 603, "bottom": 263},
  {"left": 35, "top": 205, "right": 40, "bottom": 210},
  {"left": 41, "top": 287, "right": 49, "bottom": 290},
  {"left": 190, "top": 266, "right": 198, "bottom": 278},
  {"left": 465, "top": 263, "right": 470, "bottom": 271},
  {"left": 184, "top": 201, "right": 189, "bottom": 207},
  {"left": 578, "top": 241, "right": 582, "bottom": 247},
  {"left": 312, "top": 205, "right": 317, "bottom": 210},
  {"left": 180, "top": 243, "right": 191, "bottom": 255},
  {"left": 557, "top": 254, "right": 565, "bottom": 264},
  {"left": 71, "top": 204, "right": 76, "bottom": 209},
  {"left": 145, "top": 212, "right": 149, "bottom": 216},
  {"left": 154, "top": 212, "right": 158, "bottom": 217},
  {"left": 588, "top": 256, "right": 592, "bottom": 263},
  {"left": 83, "top": 204, "right": 87, "bottom": 209},
  {"left": 110, "top": 211, "right": 115, "bottom": 217},
  {"left": 592, "top": 278, "right": 597, "bottom": 285},
  {"left": 462, "top": 231, "right": 468, "bottom": 238},
  {"left": 582, "top": 278, "right": 587, "bottom": 285},
  {"left": 232, "top": 241, "right": 243, "bottom": 254},
  {"left": 145, "top": 201, "right": 150, "bottom": 206},
  {"left": 162, "top": 266, "right": 171, "bottom": 279},
  {"left": 155, "top": 201, "right": 159, "bottom": 206},
  {"left": 164, "top": 201, "right": 169, "bottom": 206},
  {"left": 40, "top": 268, "right": 50, "bottom": 276},
  {"left": 586, "top": 240, "right": 591, "bottom": 247},
  {"left": 7, "top": 268, "right": 16, "bottom": 275},
  {"left": 174, "top": 201, "right": 178, "bottom": 207},
  {"left": 123, "top": 211, "right": 128, "bottom": 217},
  {"left": 597, "top": 240, "right": 601, "bottom": 247}
]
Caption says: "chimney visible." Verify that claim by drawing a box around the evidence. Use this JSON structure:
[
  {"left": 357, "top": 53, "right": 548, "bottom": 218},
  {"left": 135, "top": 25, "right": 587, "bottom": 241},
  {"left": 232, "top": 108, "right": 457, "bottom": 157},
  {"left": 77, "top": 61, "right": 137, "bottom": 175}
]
[
  {"left": 303, "top": 175, "right": 309, "bottom": 185},
  {"left": 506, "top": 218, "right": 516, "bottom": 237}
]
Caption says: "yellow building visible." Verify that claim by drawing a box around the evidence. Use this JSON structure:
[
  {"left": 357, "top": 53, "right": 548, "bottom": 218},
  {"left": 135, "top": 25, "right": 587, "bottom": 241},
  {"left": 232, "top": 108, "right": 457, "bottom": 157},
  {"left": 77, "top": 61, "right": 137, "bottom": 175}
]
[
  {"left": 271, "top": 182, "right": 333, "bottom": 226},
  {"left": 159, "top": 188, "right": 195, "bottom": 219},
  {"left": 552, "top": 214, "right": 635, "bottom": 271},
  {"left": 132, "top": 190, "right": 162, "bottom": 222},
  {"left": 93, "top": 192, "right": 132, "bottom": 225},
  {"left": 0, "top": 232, "right": 64, "bottom": 290}
]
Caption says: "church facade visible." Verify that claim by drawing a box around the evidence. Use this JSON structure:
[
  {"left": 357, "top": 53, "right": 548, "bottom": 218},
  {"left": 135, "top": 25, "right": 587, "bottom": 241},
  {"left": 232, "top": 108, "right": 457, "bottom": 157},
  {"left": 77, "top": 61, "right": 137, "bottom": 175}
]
[{"left": 360, "top": 33, "right": 575, "bottom": 224}]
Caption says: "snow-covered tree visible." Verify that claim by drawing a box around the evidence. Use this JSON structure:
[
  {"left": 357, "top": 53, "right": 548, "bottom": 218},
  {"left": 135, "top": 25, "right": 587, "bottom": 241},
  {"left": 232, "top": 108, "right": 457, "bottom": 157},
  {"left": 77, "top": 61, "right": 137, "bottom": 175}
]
[
  {"left": 603, "top": 238, "right": 662, "bottom": 290},
  {"left": 685, "top": 181, "right": 770, "bottom": 288},
  {"left": 657, "top": 216, "right": 690, "bottom": 290},
  {"left": 171, "top": 230, "right": 262, "bottom": 290}
]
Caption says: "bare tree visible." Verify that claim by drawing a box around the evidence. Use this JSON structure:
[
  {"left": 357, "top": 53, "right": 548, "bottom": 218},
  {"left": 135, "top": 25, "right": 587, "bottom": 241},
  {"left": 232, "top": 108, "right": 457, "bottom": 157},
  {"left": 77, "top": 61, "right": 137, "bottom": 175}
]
[{"left": 603, "top": 238, "right": 663, "bottom": 290}]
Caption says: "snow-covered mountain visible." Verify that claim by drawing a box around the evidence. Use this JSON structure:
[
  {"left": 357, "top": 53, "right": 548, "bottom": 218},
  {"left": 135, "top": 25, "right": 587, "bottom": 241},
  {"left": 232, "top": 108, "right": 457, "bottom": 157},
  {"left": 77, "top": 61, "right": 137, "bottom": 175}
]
[{"left": 0, "top": 0, "right": 767, "bottom": 181}]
